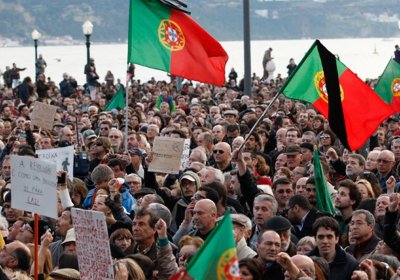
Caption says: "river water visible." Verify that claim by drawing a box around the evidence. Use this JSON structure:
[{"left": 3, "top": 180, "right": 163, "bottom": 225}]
[{"left": 0, "top": 37, "right": 399, "bottom": 85}]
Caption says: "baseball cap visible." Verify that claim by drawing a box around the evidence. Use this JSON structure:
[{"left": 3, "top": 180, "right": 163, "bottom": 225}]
[{"left": 82, "top": 129, "right": 97, "bottom": 140}]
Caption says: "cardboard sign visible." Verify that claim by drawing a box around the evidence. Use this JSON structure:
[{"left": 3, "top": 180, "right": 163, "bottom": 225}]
[
  {"left": 36, "top": 146, "right": 74, "bottom": 180},
  {"left": 71, "top": 208, "right": 114, "bottom": 280},
  {"left": 10, "top": 155, "right": 57, "bottom": 218},
  {"left": 181, "top": 139, "right": 191, "bottom": 170},
  {"left": 31, "top": 102, "right": 58, "bottom": 130},
  {"left": 149, "top": 136, "right": 185, "bottom": 174}
]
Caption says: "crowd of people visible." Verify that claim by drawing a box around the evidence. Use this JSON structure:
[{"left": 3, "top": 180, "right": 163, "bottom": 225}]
[{"left": 0, "top": 47, "right": 399, "bottom": 280}]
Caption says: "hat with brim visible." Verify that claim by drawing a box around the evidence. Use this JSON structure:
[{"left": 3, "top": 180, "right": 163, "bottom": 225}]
[
  {"left": 264, "top": 216, "right": 292, "bottom": 233},
  {"left": 180, "top": 174, "right": 196, "bottom": 182},
  {"left": 284, "top": 144, "right": 301, "bottom": 156},
  {"left": 62, "top": 228, "right": 76, "bottom": 245}
]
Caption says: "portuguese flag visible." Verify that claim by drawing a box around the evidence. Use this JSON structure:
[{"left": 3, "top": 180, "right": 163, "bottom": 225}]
[
  {"left": 171, "top": 212, "right": 240, "bottom": 280},
  {"left": 374, "top": 58, "right": 400, "bottom": 112},
  {"left": 281, "top": 40, "right": 394, "bottom": 151},
  {"left": 128, "top": 0, "right": 228, "bottom": 86}
]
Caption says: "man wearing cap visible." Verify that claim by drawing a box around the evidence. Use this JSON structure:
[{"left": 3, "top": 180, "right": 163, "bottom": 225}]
[
  {"left": 231, "top": 214, "right": 257, "bottom": 260},
  {"left": 299, "top": 142, "right": 314, "bottom": 165},
  {"left": 82, "top": 129, "right": 97, "bottom": 147},
  {"left": 284, "top": 144, "right": 302, "bottom": 171},
  {"left": 256, "top": 230, "right": 285, "bottom": 280},
  {"left": 127, "top": 147, "right": 145, "bottom": 179},
  {"left": 223, "top": 110, "right": 238, "bottom": 124},
  {"left": 265, "top": 216, "right": 297, "bottom": 256}
]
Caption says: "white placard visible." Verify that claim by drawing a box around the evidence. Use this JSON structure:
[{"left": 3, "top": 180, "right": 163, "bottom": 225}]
[
  {"left": 71, "top": 208, "right": 114, "bottom": 280},
  {"left": 181, "top": 139, "right": 191, "bottom": 170},
  {"left": 10, "top": 155, "right": 57, "bottom": 218},
  {"left": 36, "top": 146, "right": 74, "bottom": 180},
  {"left": 149, "top": 136, "right": 185, "bottom": 174}
]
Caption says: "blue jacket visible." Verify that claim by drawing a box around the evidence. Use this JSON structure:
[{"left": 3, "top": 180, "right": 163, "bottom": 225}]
[{"left": 82, "top": 184, "right": 135, "bottom": 212}]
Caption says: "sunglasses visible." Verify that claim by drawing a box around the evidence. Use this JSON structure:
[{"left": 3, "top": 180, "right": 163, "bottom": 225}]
[
  {"left": 213, "top": 149, "right": 225, "bottom": 154},
  {"left": 95, "top": 142, "right": 103, "bottom": 146}
]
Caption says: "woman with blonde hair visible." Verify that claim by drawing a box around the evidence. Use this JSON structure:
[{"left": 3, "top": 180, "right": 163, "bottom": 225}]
[
  {"left": 114, "top": 258, "right": 146, "bottom": 280},
  {"left": 355, "top": 179, "right": 375, "bottom": 201}
]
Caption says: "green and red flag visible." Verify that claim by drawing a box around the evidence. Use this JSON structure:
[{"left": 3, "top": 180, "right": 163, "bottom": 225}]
[
  {"left": 128, "top": 0, "right": 228, "bottom": 86},
  {"left": 280, "top": 40, "right": 394, "bottom": 151},
  {"left": 104, "top": 88, "right": 125, "bottom": 111},
  {"left": 171, "top": 212, "right": 240, "bottom": 280},
  {"left": 313, "top": 147, "right": 336, "bottom": 215},
  {"left": 374, "top": 58, "right": 400, "bottom": 112}
]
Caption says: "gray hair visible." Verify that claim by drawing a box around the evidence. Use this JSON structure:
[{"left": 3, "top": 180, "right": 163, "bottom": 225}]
[
  {"left": 148, "top": 203, "right": 172, "bottom": 227},
  {"left": 254, "top": 194, "right": 278, "bottom": 215},
  {"left": 191, "top": 148, "right": 207, "bottom": 165},
  {"left": 352, "top": 209, "right": 375, "bottom": 225},
  {"left": 91, "top": 164, "right": 114, "bottom": 185},
  {"left": 206, "top": 167, "right": 225, "bottom": 184}
]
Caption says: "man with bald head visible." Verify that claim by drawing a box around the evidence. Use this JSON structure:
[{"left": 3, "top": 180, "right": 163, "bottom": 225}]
[
  {"left": 256, "top": 230, "right": 284, "bottom": 280},
  {"left": 212, "top": 125, "right": 226, "bottom": 143},
  {"left": 375, "top": 149, "right": 398, "bottom": 192},
  {"left": 276, "top": 253, "right": 316, "bottom": 280},
  {"left": 213, "top": 142, "right": 233, "bottom": 172},
  {"left": 173, "top": 199, "right": 218, "bottom": 244}
]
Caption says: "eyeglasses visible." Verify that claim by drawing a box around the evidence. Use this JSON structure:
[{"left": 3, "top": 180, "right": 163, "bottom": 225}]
[
  {"left": 213, "top": 149, "right": 225, "bottom": 154},
  {"left": 21, "top": 224, "right": 34, "bottom": 234}
]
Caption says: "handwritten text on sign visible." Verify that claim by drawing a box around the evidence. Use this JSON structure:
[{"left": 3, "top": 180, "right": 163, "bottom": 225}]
[
  {"left": 36, "top": 145, "right": 74, "bottom": 180},
  {"left": 71, "top": 208, "right": 114, "bottom": 280},
  {"left": 149, "top": 136, "right": 185, "bottom": 174},
  {"left": 10, "top": 155, "right": 57, "bottom": 218}
]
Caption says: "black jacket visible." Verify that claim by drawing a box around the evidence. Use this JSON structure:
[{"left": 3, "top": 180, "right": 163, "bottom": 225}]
[
  {"left": 309, "top": 244, "right": 358, "bottom": 280},
  {"left": 383, "top": 210, "right": 400, "bottom": 253}
]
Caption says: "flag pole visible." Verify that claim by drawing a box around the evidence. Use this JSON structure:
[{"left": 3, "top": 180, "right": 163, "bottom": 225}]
[
  {"left": 238, "top": 91, "right": 281, "bottom": 152},
  {"left": 124, "top": 67, "right": 131, "bottom": 153},
  {"left": 34, "top": 213, "right": 39, "bottom": 280}
]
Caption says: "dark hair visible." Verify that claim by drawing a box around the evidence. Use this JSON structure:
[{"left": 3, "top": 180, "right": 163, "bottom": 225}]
[
  {"left": 204, "top": 182, "right": 227, "bottom": 207},
  {"left": 357, "top": 198, "right": 376, "bottom": 213},
  {"left": 13, "top": 248, "right": 31, "bottom": 271},
  {"left": 58, "top": 252, "right": 79, "bottom": 270},
  {"left": 288, "top": 194, "right": 312, "bottom": 210},
  {"left": 239, "top": 258, "right": 262, "bottom": 280},
  {"left": 337, "top": 179, "right": 362, "bottom": 210},
  {"left": 272, "top": 177, "right": 292, "bottom": 190},
  {"left": 198, "top": 186, "right": 220, "bottom": 205},
  {"left": 134, "top": 207, "right": 158, "bottom": 229},
  {"left": 312, "top": 216, "right": 339, "bottom": 237}
]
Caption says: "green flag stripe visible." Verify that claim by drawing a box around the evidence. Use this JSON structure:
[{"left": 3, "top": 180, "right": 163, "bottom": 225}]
[{"left": 128, "top": 0, "right": 171, "bottom": 71}]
